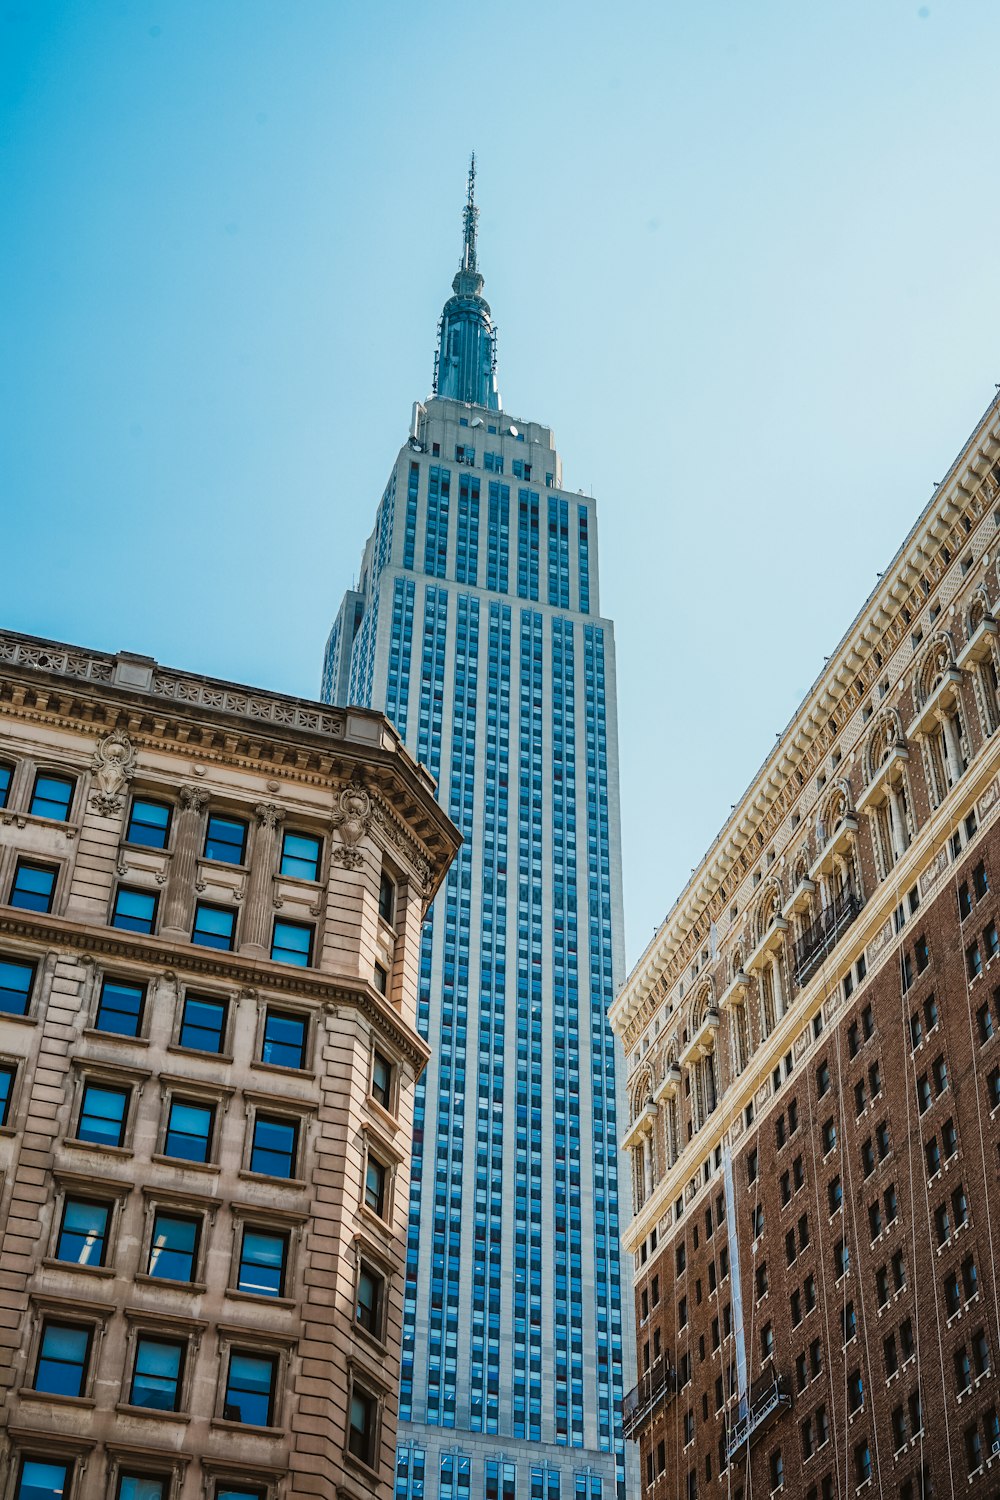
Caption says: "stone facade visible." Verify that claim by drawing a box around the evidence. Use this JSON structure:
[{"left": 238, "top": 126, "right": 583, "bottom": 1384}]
[
  {"left": 0, "top": 631, "right": 459, "bottom": 1500},
  {"left": 611, "top": 397, "right": 1000, "bottom": 1498}
]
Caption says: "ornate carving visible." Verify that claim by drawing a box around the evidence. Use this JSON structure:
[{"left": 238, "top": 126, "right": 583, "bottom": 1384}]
[
  {"left": 255, "top": 802, "right": 285, "bottom": 832},
  {"left": 179, "top": 786, "right": 210, "bottom": 814},
  {"left": 331, "top": 775, "right": 372, "bottom": 866},
  {"left": 90, "top": 728, "right": 136, "bottom": 815}
]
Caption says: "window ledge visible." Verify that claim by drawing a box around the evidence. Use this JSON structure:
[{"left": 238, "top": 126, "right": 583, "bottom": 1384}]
[
  {"left": 210, "top": 1417, "right": 282, "bottom": 1438},
  {"left": 133, "top": 1273, "right": 208, "bottom": 1294},
  {"left": 0, "top": 1011, "right": 38, "bottom": 1027},
  {"left": 343, "top": 1449, "right": 382, "bottom": 1484},
  {"left": 166, "top": 1045, "right": 234, "bottom": 1064},
  {"left": 224, "top": 1288, "right": 296, "bottom": 1310},
  {"left": 82, "top": 1027, "right": 150, "bottom": 1047},
  {"left": 18, "top": 1389, "right": 95, "bottom": 1409},
  {"left": 367, "top": 1096, "right": 400, "bottom": 1134},
  {"left": 151, "top": 1154, "right": 222, "bottom": 1176},
  {"left": 237, "top": 1169, "right": 307, "bottom": 1190},
  {"left": 253, "top": 1061, "right": 315, "bottom": 1083},
  {"left": 40, "top": 1257, "right": 116, "bottom": 1279},
  {"left": 116, "top": 1402, "right": 191, "bottom": 1424},
  {"left": 358, "top": 1203, "right": 394, "bottom": 1238},
  {"left": 62, "top": 1139, "right": 134, "bottom": 1159}
]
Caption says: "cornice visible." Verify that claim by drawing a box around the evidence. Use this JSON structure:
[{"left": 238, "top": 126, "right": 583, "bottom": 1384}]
[
  {"left": 612, "top": 394, "right": 1000, "bottom": 1040},
  {"left": 0, "top": 909, "right": 431, "bottom": 1074}
]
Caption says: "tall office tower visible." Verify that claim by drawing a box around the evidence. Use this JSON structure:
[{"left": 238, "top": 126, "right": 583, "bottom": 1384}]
[
  {"left": 611, "top": 397, "right": 1000, "bottom": 1499},
  {"left": 322, "top": 164, "right": 632, "bottom": 1500}
]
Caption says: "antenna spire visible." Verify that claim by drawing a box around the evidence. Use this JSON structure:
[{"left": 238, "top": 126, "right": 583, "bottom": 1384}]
[{"left": 462, "top": 152, "right": 478, "bottom": 273}]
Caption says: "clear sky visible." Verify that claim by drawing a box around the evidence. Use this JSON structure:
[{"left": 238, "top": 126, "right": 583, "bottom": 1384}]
[{"left": 3, "top": 1, "right": 999, "bottom": 964}]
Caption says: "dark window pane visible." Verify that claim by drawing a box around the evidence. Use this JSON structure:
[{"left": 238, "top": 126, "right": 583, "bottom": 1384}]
[
  {"left": 11, "top": 862, "right": 57, "bottom": 913},
  {"left": 204, "top": 815, "right": 248, "bottom": 865},
  {"left": 217, "top": 1490, "right": 265, "bottom": 1500},
  {"left": 78, "top": 1084, "right": 128, "bottom": 1147},
  {"left": 16, "top": 1460, "right": 71, "bottom": 1500},
  {"left": 0, "top": 1064, "right": 15, "bottom": 1126},
  {"left": 178, "top": 995, "right": 227, "bottom": 1052},
  {"left": 112, "top": 887, "right": 158, "bottom": 933},
  {"left": 225, "top": 1351, "right": 276, "bottom": 1426},
  {"left": 357, "top": 1263, "right": 382, "bottom": 1334},
  {"left": 0, "top": 956, "right": 35, "bottom": 1015},
  {"left": 379, "top": 871, "right": 395, "bottom": 924},
  {"left": 280, "top": 831, "right": 321, "bottom": 881},
  {"left": 261, "top": 1010, "right": 307, "bottom": 1069},
  {"left": 148, "top": 1212, "right": 199, "bottom": 1281},
  {"left": 238, "top": 1229, "right": 287, "bottom": 1297},
  {"left": 192, "top": 903, "right": 235, "bottom": 951},
  {"left": 349, "top": 1387, "right": 377, "bottom": 1465},
  {"left": 372, "top": 1052, "right": 392, "bottom": 1109},
  {"left": 0, "top": 764, "right": 11, "bottom": 809},
  {"left": 30, "top": 774, "right": 73, "bottom": 821},
  {"left": 35, "top": 1322, "right": 90, "bottom": 1397},
  {"left": 57, "top": 1198, "right": 110, "bottom": 1266},
  {"left": 365, "top": 1156, "right": 387, "bottom": 1216},
  {"left": 250, "top": 1116, "right": 297, "bottom": 1178},
  {"left": 131, "top": 1337, "right": 183, "bottom": 1410},
  {"left": 118, "top": 1478, "right": 166, "bottom": 1500},
  {"left": 164, "top": 1100, "right": 213, "bottom": 1163},
  {"left": 270, "top": 920, "right": 312, "bottom": 967},
  {"left": 94, "top": 978, "right": 145, "bottom": 1037},
  {"left": 126, "top": 798, "right": 172, "bottom": 849}
]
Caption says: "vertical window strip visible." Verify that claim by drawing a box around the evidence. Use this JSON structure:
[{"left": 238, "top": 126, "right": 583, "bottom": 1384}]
[
  {"left": 578, "top": 507, "right": 591, "bottom": 614},
  {"left": 404, "top": 462, "right": 420, "bottom": 570},
  {"left": 424, "top": 466, "right": 452, "bottom": 578},
  {"left": 488, "top": 481, "right": 510, "bottom": 594}
]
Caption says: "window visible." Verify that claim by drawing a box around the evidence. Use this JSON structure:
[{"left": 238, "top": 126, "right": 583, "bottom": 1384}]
[
  {"left": 94, "top": 978, "right": 145, "bottom": 1037},
  {"left": 261, "top": 1010, "right": 307, "bottom": 1070},
  {"left": 966, "top": 1423, "right": 983, "bottom": 1475},
  {"left": 78, "top": 1082, "right": 129, "bottom": 1148},
  {"left": 974, "top": 1328, "right": 990, "bottom": 1377},
  {"left": 822, "top": 1119, "right": 836, "bottom": 1154},
  {"left": 769, "top": 1449, "right": 783, "bottom": 1492},
  {"left": 848, "top": 1021, "right": 860, "bottom": 1057},
  {"left": 178, "top": 993, "right": 227, "bottom": 1053},
  {"left": 30, "top": 773, "right": 74, "bottom": 821},
  {"left": 250, "top": 1115, "right": 298, "bottom": 1179},
  {"left": 804, "top": 1274, "right": 816, "bottom": 1313},
  {"left": 953, "top": 1183, "right": 969, "bottom": 1227},
  {"left": 373, "top": 963, "right": 388, "bottom": 995},
  {"left": 0, "top": 763, "right": 10, "bottom": 808},
  {"left": 271, "top": 919, "right": 312, "bottom": 967},
  {"left": 862, "top": 1004, "right": 874, "bottom": 1039},
  {"left": 348, "top": 1381, "right": 379, "bottom": 1467},
  {"left": 0, "top": 955, "right": 35, "bottom": 1016},
  {"left": 828, "top": 1176, "right": 842, "bottom": 1213},
  {"left": 131, "top": 1336, "right": 184, "bottom": 1410},
  {"left": 204, "top": 815, "right": 248, "bottom": 865},
  {"left": 57, "top": 1197, "right": 110, "bottom": 1267},
  {"left": 192, "top": 902, "right": 235, "bottom": 951},
  {"left": 861, "top": 1138, "right": 875, "bottom": 1176},
  {"left": 780, "top": 1171, "right": 791, "bottom": 1206},
  {"left": 126, "top": 798, "right": 172, "bottom": 849},
  {"left": 892, "top": 1404, "right": 907, "bottom": 1450},
  {"left": 979, "top": 1001, "right": 994, "bottom": 1043},
  {"left": 810, "top": 1337, "right": 822, "bottom": 1376},
  {"left": 356, "top": 1259, "right": 385, "bottom": 1337},
  {"left": 868, "top": 1201, "right": 882, "bottom": 1240},
  {"left": 112, "top": 886, "right": 157, "bottom": 933},
  {"left": 365, "top": 1152, "right": 389, "bottom": 1218},
  {"left": 847, "top": 1369, "right": 864, "bottom": 1413},
  {"left": 892, "top": 1249, "right": 906, "bottom": 1291},
  {"left": 915, "top": 934, "right": 930, "bottom": 972},
  {"left": 900, "top": 1318, "right": 914, "bottom": 1359},
  {"left": 371, "top": 1050, "right": 393, "bottom": 1110},
  {"left": 963, "top": 1255, "right": 979, "bottom": 1300},
  {"left": 924, "top": 994, "right": 939, "bottom": 1030},
  {"left": 842, "top": 1300, "right": 857, "bottom": 1342},
  {"left": 751, "top": 1204, "right": 764, "bottom": 1238},
  {"left": 884, "top": 1184, "right": 898, "bottom": 1223},
  {"left": 943, "top": 1117, "right": 958, "bottom": 1157},
  {"left": 883, "top": 1332, "right": 898, "bottom": 1375},
  {"left": 960, "top": 881, "right": 973, "bottom": 919},
  {"left": 917, "top": 1074, "right": 931, "bottom": 1112},
  {"left": 968, "top": 942, "right": 982, "bottom": 980},
  {"left": 926, "top": 1136, "right": 941, "bottom": 1176},
  {"left": 16, "top": 1461, "right": 72, "bottom": 1500},
  {"left": 975, "top": 861, "right": 990, "bottom": 898},
  {"left": 933, "top": 1056, "right": 948, "bottom": 1094},
  {"left": 747, "top": 1148, "right": 758, "bottom": 1184},
  {"left": 834, "top": 1239, "right": 849, "bottom": 1279},
  {"left": 910, "top": 1012, "right": 923, "bottom": 1050},
  {"left": 816, "top": 1060, "right": 830, "bottom": 1097},
  {"left": 164, "top": 1098, "right": 214, "bottom": 1163},
  {"left": 0, "top": 1062, "right": 14, "bottom": 1126},
  {"left": 118, "top": 1478, "right": 167, "bottom": 1500},
  {"left": 756, "top": 1262, "right": 768, "bottom": 1300},
  {"left": 793, "top": 1156, "right": 805, "bottom": 1190},
  {"left": 238, "top": 1227, "right": 288, "bottom": 1298},
  {"left": 378, "top": 870, "right": 396, "bottom": 925},
  {"left": 988, "top": 922, "right": 1000, "bottom": 960},
  {"left": 280, "top": 830, "right": 322, "bottom": 881},
  {"left": 34, "top": 1321, "right": 91, "bottom": 1397},
  {"left": 224, "top": 1350, "right": 277, "bottom": 1426},
  {"left": 877, "top": 1121, "right": 891, "bottom": 1159},
  {"left": 10, "top": 861, "right": 57, "bottom": 913},
  {"left": 945, "top": 1271, "right": 962, "bottom": 1315},
  {"left": 148, "top": 1211, "right": 200, "bottom": 1282}
]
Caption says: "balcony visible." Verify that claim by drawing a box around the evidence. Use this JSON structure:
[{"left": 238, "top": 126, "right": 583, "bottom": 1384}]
[
  {"left": 793, "top": 881, "right": 861, "bottom": 988},
  {"left": 725, "top": 1368, "right": 791, "bottom": 1460},
  {"left": 621, "top": 1358, "right": 677, "bottom": 1439}
]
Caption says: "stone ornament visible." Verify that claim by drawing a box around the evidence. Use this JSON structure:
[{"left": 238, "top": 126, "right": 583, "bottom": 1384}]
[
  {"left": 89, "top": 728, "right": 137, "bottom": 816},
  {"left": 330, "top": 775, "right": 372, "bottom": 870},
  {"left": 179, "top": 785, "right": 210, "bottom": 813},
  {"left": 254, "top": 803, "right": 285, "bottom": 832}
]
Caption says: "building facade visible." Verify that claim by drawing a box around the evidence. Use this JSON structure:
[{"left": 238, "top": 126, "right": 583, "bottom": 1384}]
[
  {"left": 0, "top": 630, "right": 458, "bottom": 1500},
  {"left": 322, "top": 166, "right": 633, "bottom": 1500},
  {"left": 611, "top": 398, "right": 1000, "bottom": 1499}
]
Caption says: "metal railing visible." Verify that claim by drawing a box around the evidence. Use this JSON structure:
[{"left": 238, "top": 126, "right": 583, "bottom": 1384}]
[
  {"left": 793, "top": 882, "right": 861, "bottom": 987},
  {"left": 725, "top": 1370, "right": 791, "bottom": 1459},
  {"left": 621, "top": 1358, "right": 677, "bottom": 1439}
]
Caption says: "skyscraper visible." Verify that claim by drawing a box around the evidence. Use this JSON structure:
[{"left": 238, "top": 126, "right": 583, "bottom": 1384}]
[{"left": 322, "top": 162, "right": 633, "bottom": 1500}]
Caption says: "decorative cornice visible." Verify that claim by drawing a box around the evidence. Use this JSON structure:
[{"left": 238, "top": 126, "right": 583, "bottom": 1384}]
[
  {"left": 612, "top": 397, "right": 1000, "bottom": 1041},
  {"left": 0, "top": 909, "right": 431, "bottom": 1074}
]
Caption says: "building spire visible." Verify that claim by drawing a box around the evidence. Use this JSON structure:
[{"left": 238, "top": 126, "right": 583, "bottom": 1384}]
[{"left": 432, "top": 155, "right": 501, "bottom": 411}]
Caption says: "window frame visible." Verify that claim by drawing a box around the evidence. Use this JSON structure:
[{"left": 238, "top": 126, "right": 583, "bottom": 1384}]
[
  {"left": 29, "top": 771, "right": 76, "bottom": 823},
  {"left": 203, "top": 813, "right": 249, "bottom": 867},
  {"left": 173, "top": 987, "right": 231, "bottom": 1057},
  {"left": 31, "top": 1318, "right": 95, "bottom": 1401},
  {"left": 191, "top": 901, "right": 237, "bottom": 952},
  {"left": 278, "top": 828, "right": 323, "bottom": 883},
  {"left": 110, "top": 884, "right": 159, "bottom": 935},
  {"left": 125, "top": 1324, "right": 190, "bottom": 1416},
  {"left": 257, "top": 1005, "right": 310, "bottom": 1073},
  {"left": 344, "top": 1365, "right": 387, "bottom": 1475},
  {"left": 10, "top": 859, "right": 60, "bottom": 915},
  {"left": 92, "top": 975, "right": 148, "bottom": 1040},
  {"left": 124, "top": 795, "right": 174, "bottom": 851},
  {"left": 0, "top": 951, "right": 38, "bottom": 1019},
  {"left": 137, "top": 1189, "right": 213, "bottom": 1291},
  {"left": 270, "top": 917, "right": 314, "bottom": 968},
  {"left": 242, "top": 1098, "right": 310, "bottom": 1184},
  {"left": 216, "top": 1341, "right": 287, "bottom": 1431},
  {"left": 50, "top": 1186, "right": 123, "bottom": 1274}
]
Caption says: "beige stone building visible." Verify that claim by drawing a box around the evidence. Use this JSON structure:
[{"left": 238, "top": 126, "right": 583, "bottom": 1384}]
[
  {"left": 611, "top": 396, "right": 1000, "bottom": 1498},
  {"left": 0, "top": 630, "right": 459, "bottom": 1500}
]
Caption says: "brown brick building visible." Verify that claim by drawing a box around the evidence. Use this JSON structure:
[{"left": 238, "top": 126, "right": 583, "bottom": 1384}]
[
  {"left": 0, "top": 631, "right": 458, "bottom": 1500},
  {"left": 611, "top": 396, "right": 1000, "bottom": 1500}
]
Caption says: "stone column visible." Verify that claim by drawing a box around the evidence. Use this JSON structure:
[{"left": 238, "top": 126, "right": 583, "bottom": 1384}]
[
  {"left": 770, "top": 953, "right": 785, "bottom": 1019},
  {"left": 888, "top": 784, "right": 907, "bottom": 859},
  {"left": 241, "top": 803, "right": 285, "bottom": 956},
  {"left": 944, "top": 710, "right": 964, "bottom": 781},
  {"left": 160, "top": 786, "right": 209, "bottom": 940}
]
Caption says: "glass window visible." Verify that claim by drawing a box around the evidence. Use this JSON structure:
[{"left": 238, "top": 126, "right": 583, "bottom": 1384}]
[
  {"left": 178, "top": 993, "right": 227, "bottom": 1053},
  {"left": 130, "top": 1336, "right": 184, "bottom": 1410},
  {"left": 216, "top": 1490, "right": 265, "bottom": 1500},
  {"left": 250, "top": 1115, "right": 298, "bottom": 1178},
  {"left": 192, "top": 902, "right": 236, "bottom": 951},
  {"left": 30, "top": 773, "right": 74, "bottom": 821},
  {"left": 34, "top": 1321, "right": 90, "bottom": 1397},
  {"left": 0, "top": 763, "right": 11, "bottom": 808},
  {"left": 164, "top": 1099, "right": 214, "bottom": 1163},
  {"left": 57, "top": 1198, "right": 110, "bottom": 1267},
  {"left": 238, "top": 1228, "right": 288, "bottom": 1297},
  {"left": 94, "top": 978, "right": 145, "bottom": 1037},
  {"left": 118, "top": 1478, "right": 167, "bottom": 1500},
  {"left": 365, "top": 1154, "right": 388, "bottom": 1217},
  {"left": 0, "top": 1063, "right": 15, "bottom": 1126},
  {"left": 270, "top": 919, "right": 312, "bottom": 967},
  {"left": 204, "top": 815, "right": 248, "bottom": 865},
  {"left": 16, "top": 1462, "right": 70, "bottom": 1500},
  {"left": 0, "top": 956, "right": 36, "bottom": 1015},
  {"left": 126, "top": 798, "right": 172, "bottom": 849},
  {"left": 349, "top": 1385, "right": 378, "bottom": 1466},
  {"left": 280, "top": 831, "right": 321, "bottom": 881},
  {"left": 371, "top": 1050, "right": 392, "bottom": 1109},
  {"left": 261, "top": 1010, "right": 307, "bottom": 1070},
  {"left": 378, "top": 871, "right": 396, "bottom": 925},
  {"left": 10, "top": 861, "right": 57, "bottom": 913},
  {"left": 112, "top": 886, "right": 158, "bottom": 934},
  {"left": 373, "top": 963, "right": 388, "bottom": 995},
  {"left": 356, "top": 1261, "right": 384, "bottom": 1335},
  {"left": 78, "top": 1083, "right": 129, "bottom": 1148},
  {"left": 148, "top": 1211, "right": 199, "bottom": 1282},
  {"left": 224, "top": 1350, "right": 277, "bottom": 1426}
]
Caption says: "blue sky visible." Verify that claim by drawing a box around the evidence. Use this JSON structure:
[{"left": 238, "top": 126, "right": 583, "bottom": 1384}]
[{"left": 3, "top": 1, "right": 999, "bottom": 962}]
